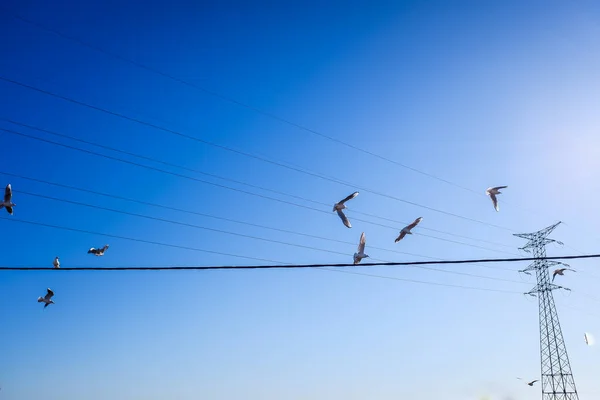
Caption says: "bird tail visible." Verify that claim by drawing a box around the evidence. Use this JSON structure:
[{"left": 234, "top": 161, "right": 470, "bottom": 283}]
[{"left": 37, "top": 297, "right": 43, "bottom": 302}]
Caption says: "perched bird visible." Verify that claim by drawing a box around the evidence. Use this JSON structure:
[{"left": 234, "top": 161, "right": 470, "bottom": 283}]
[
  {"left": 37, "top": 288, "right": 55, "bottom": 308},
  {"left": 53, "top": 256, "right": 60, "bottom": 269},
  {"left": 395, "top": 217, "right": 423, "bottom": 242},
  {"left": 0, "top": 184, "right": 15, "bottom": 215},
  {"left": 333, "top": 191, "right": 359, "bottom": 228},
  {"left": 88, "top": 244, "right": 109, "bottom": 256},
  {"left": 486, "top": 186, "right": 507, "bottom": 211},
  {"left": 353, "top": 232, "right": 369, "bottom": 265},
  {"left": 552, "top": 267, "right": 576, "bottom": 282}
]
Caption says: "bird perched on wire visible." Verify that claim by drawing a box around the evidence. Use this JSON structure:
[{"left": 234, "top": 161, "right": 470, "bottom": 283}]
[
  {"left": 53, "top": 256, "right": 60, "bottom": 269},
  {"left": 395, "top": 217, "right": 423, "bottom": 242},
  {"left": 353, "top": 232, "right": 369, "bottom": 265},
  {"left": 552, "top": 267, "right": 576, "bottom": 281},
  {"left": 0, "top": 184, "right": 15, "bottom": 215},
  {"left": 486, "top": 186, "right": 507, "bottom": 212},
  {"left": 332, "top": 191, "right": 359, "bottom": 228},
  {"left": 37, "top": 288, "right": 55, "bottom": 308},
  {"left": 88, "top": 244, "right": 109, "bottom": 256}
]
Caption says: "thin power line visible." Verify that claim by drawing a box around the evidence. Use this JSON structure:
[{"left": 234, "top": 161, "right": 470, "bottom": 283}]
[
  {"left": 1, "top": 118, "right": 516, "bottom": 250},
  {"left": 0, "top": 75, "right": 516, "bottom": 233},
  {"left": 0, "top": 253, "right": 598, "bottom": 270},
  {"left": 0, "top": 127, "right": 519, "bottom": 257},
  {"left": 2, "top": 8, "right": 483, "bottom": 197}
]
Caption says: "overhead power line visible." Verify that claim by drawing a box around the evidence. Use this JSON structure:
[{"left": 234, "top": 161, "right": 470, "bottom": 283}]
[
  {"left": 1, "top": 253, "right": 598, "bottom": 270},
  {"left": 0, "top": 75, "right": 516, "bottom": 233},
  {"left": 0, "top": 118, "right": 516, "bottom": 250},
  {"left": 0, "top": 127, "right": 519, "bottom": 257},
  {"left": 2, "top": 8, "right": 481, "bottom": 196}
]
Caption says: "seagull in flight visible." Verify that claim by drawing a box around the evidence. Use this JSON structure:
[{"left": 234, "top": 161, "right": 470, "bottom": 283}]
[
  {"left": 88, "top": 244, "right": 109, "bottom": 256},
  {"left": 552, "top": 267, "right": 576, "bottom": 281},
  {"left": 517, "top": 378, "right": 538, "bottom": 386},
  {"left": 486, "top": 186, "right": 507, "bottom": 212},
  {"left": 53, "top": 256, "right": 60, "bottom": 269},
  {"left": 37, "top": 288, "right": 55, "bottom": 308},
  {"left": 395, "top": 217, "right": 423, "bottom": 242},
  {"left": 333, "top": 191, "right": 359, "bottom": 228},
  {"left": 0, "top": 184, "right": 15, "bottom": 215},
  {"left": 353, "top": 232, "right": 369, "bottom": 265}
]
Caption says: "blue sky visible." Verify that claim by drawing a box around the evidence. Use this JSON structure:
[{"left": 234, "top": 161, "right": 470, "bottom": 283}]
[{"left": 1, "top": 1, "right": 599, "bottom": 399}]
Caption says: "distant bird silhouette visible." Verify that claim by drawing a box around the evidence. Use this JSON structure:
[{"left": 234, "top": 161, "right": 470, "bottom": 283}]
[
  {"left": 37, "top": 288, "right": 55, "bottom": 308},
  {"left": 53, "top": 256, "right": 60, "bottom": 269},
  {"left": 353, "top": 232, "right": 369, "bottom": 264},
  {"left": 395, "top": 217, "right": 423, "bottom": 242},
  {"left": 88, "top": 244, "right": 109, "bottom": 256},
  {"left": 552, "top": 267, "right": 576, "bottom": 281},
  {"left": 486, "top": 186, "right": 507, "bottom": 212},
  {"left": 527, "top": 380, "right": 539, "bottom": 386},
  {"left": 0, "top": 184, "right": 15, "bottom": 215},
  {"left": 584, "top": 332, "right": 594, "bottom": 346},
  {"left": 333, "top": 191, "right": 359, "bottom": 228}
]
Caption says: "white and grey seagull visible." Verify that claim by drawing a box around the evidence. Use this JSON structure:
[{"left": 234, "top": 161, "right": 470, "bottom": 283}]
[
  {"left": 53, "top": 256, "right": 60, "bottom": 269},
  {"left": 552, "top": 267, "right": 576, "bottom": 282},
  {"left": 37, "top": 288, "right": 55, "bottom": 308},
  {"left": 395, "top": 217, "right": 423, "bottom": 242},
  {"left": 486, "top": 186, "right": 507, "bottom": 212},
  {"left": 333, "top": 191, "right": 359, "bottom": 228},
  {"left": 0, "top": 184, "right": 15, "bottom": 215},
  {"left": 353, "top": 232, "right": 369, "bottom": 265},
  {"left": 88, "top": 244, "right": 109, "bottom": 256}
]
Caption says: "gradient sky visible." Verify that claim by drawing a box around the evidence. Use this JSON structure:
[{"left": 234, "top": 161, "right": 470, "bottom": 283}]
[{"left": 1, "top": 1, "right": 599, "bottom": 399}]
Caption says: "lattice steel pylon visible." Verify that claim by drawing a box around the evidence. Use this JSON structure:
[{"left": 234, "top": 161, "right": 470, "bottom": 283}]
[{"left": 514, "top": 221, "right": 579, "bottom": 400}]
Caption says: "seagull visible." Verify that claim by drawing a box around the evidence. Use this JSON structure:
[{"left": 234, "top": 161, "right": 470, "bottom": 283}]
[
  {"left": 395, "top": 217, "right": 423, "bottom": 242},
  {"left": 88, "top": 244, "right": 109, "bottom": 256},
  {"left": 584, "top": 332, "right": 595, "bottom": 346},
  {"left": 353, "top": 232, "right": 369, "bottom": 264},
  {"left": 0, "top": 184, "right": 15, "bottom": 215},
  {"left": 527, "top": 380, "right": 539, "bottom": 386},
  {"left": 552, "top": 267, "right": 576, "bottom": 281},
  {"left": 53, "top": 256, "right": 60, "bottom": 269},
  {"left": 333, "top": 191, "right": 359, "bottom": 228},
  {"left": 37, "top": 288, "right": 55, "bottom": 308},
  {"left": 486, "top": 186, "right": 507, "bottom": 212}
]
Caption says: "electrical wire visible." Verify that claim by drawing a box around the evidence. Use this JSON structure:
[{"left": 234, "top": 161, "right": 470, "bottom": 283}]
[
  {"left": 0, "top": 252, "right": 598, "bottom": 270},
  {"left": 0, "top": 117, "right": 516, "bottom": 250},
  {"left": 0, "top": 127, "right": 520, "bottom": 256},
  {"left": 0, "top": 75, "right": 516, "bottom": 232}
]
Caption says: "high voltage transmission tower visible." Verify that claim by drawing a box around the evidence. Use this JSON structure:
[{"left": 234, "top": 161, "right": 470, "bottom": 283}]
[{"left": 514, "top": 222, "right": 579, "bottom": 400}]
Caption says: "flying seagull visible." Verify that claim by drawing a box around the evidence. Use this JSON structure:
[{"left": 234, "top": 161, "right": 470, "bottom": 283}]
[
  {"left": 353, "top": 232, "right": 369, "bottom": 265},
  {"left": 53, "top": 256, "right": 60, "bottom": 269},
  {"left": 88, "top": 244, "right": 109, "bottom": 256},
  {"left": 517, "top": 378, "right": 538, "bottom": 386},
  {"left": 584, "top": 332, "right": 595, "bottom": 346},
  {"left": 37, "top": 288, "right": 55, "bottom": 308},
  {"left": 0, "top": 184, "right": 15, "bottom": 215},
  {"left": 486, "top": 186, "right": 507, "bottom": 212},
  {"left": 395, "top": 217, "right": 423, "bottom": 242},
  {"left": 552, "top": 267, "right": 576, "bottom": 282},
  {"left": 333, "top": 191, "right": 359, "bottom": 228}
]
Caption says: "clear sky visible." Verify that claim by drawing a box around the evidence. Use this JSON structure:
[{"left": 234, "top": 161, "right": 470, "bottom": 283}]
[{"left": 1, "top": 1, "right": 599, "bottom": 399}]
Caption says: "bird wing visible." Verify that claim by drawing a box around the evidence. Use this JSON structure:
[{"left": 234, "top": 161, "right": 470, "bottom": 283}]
[
  {"left": 88, "top": 248, "right": 97, "bottom": 254},
  {"left": 357, "top": 232, "right": 366, "bottom": 253},
  {"left": 336, "top": 210, "right": 351, "bottom": 228},
  {"left": 395, "top": 231, "right": 407, "bottom": 242},
  {"left": 489, "top": 193, "right": 499, "bottom": 211},
  {"left": 4, "top": 184, "right": 11, "bottom": 202},
  {"left": 406, "top": 217, "right": 423, "bottom": 230},
  {"left": 45, "top": 288, "right": 54, "bottom": 300},
  {"left": 5, "top": 206, "right": 12, "bottom": 215},
  {"left": 530, "top": 380, "right": 538, "bottom": 384},
  {"left": 339, "top": 191, "right": 359, "bottom": 205},
  {"left": 492, "top": 186, "right": 508, "bottom": 191}
]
